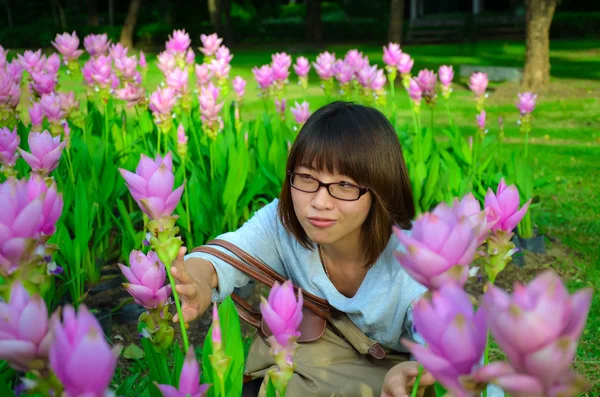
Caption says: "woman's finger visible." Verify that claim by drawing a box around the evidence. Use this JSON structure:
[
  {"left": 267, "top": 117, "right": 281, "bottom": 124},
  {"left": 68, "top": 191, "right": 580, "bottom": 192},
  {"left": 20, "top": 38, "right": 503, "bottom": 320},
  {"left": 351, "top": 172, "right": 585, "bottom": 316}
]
[
  {"left": 176, "top": 284, "right": 199, "bottom": 299},
  {"left": 171, "top": 266, "right": 193, "bottom": 284}
]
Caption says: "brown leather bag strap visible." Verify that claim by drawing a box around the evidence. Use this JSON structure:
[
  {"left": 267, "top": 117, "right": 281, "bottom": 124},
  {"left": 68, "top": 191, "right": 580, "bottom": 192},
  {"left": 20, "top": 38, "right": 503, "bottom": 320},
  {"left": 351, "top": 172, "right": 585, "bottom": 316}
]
[
  {"left": 207, "top": 239, "right": 333, "bottom": 312},
  {"left": 191, "top": 245, "right": 332, "bottom": 320}
]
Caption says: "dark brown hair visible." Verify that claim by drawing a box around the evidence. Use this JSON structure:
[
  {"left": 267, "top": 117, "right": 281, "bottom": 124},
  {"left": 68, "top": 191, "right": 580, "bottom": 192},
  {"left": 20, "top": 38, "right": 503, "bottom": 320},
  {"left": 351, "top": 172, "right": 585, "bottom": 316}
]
[{"left": 278, "top": 101, "right": 415, "bottom": 266}]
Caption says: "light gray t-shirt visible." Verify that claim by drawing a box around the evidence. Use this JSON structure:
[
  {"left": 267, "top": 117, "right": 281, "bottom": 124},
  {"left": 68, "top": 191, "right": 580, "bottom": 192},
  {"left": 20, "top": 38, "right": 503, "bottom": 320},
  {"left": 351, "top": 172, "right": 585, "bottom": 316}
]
[{"left": 185, "top": 199, "right": 426, "bottom": 352}]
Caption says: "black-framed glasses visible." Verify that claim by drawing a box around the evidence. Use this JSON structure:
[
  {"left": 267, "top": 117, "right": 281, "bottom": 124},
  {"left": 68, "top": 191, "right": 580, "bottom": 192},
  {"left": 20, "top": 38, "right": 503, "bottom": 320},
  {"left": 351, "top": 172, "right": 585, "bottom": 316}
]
[{"left": 287, "top": 171, "right": 369, "bottom": 201}]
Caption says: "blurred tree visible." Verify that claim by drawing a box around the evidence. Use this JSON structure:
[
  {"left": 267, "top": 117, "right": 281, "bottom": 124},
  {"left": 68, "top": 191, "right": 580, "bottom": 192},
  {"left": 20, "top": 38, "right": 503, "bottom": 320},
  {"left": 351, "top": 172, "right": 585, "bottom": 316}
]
[
  {"left": 120, "top": 0, "right": 142, "bottom": 48},
  {"left": 388, "top": 0, "right": 405, "bottom": 44},
  {"left": 50, "top": 0, "right": 67, "bottom": 30},
  {"left": 306, "top": 0, "right": 321, "bottom": 42},
  {"left": 208, "top": 0, "right": 221, "bottom": 33},
  {"left": 523, "top": 0, "right": 558, "bottom": 91},
  {"left": 3, "top": 0, "right": 13, "bottom": 28},
  {"left": 88, "top": 0, "right": 99, "bottom": 27},
  {"left": 221, "top": 0, "right": 233, "bottom": 44}
]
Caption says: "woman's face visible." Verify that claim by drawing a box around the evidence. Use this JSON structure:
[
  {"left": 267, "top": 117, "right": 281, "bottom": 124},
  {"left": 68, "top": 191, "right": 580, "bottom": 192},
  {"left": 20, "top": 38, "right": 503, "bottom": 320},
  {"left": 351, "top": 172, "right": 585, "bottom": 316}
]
[{"left": 291, "top": 165, "right": 372, "bottom": 247}]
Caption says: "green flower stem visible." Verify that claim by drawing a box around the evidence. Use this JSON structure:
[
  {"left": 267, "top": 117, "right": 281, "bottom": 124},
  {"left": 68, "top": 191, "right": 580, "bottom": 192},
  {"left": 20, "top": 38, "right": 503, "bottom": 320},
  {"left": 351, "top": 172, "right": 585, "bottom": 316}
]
[
  {"left": 157, "top": 128, "right": 161, "bottom": 154},
  {"left": 483, "top": 331, "right": 490, "bottom": 397},
  {"left": 165, "top": 261, "right": 190, "bottom": 352},
  {"left": 410, "top": 365, "right": 424, "bottom": 397},
  {"left": 104, "top": 102, "right": 109, "bottom": 164},
  {"left": 218, "top": 374, "right": 226, "bottom": 397},
  {"left": 65, "top": 147, "right": 76, "bottom": 184},
  {"left": 183, "top": 156, "right": 192, "bottom": 234}
]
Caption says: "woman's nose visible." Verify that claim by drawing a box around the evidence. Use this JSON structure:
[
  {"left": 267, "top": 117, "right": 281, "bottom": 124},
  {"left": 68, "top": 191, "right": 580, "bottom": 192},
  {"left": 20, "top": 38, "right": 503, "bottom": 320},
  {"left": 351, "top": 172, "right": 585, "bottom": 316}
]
[{"left": 311, "top": 185, "right": 334, "bottom": 209}]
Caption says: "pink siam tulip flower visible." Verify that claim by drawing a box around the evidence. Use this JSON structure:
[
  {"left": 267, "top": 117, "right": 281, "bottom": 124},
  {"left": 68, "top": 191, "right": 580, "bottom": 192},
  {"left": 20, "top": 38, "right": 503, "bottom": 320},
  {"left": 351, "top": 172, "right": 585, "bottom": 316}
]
[
  {"left": 383, "top": 43, "right": 403, "bottom": 66},
  {"left": 30, "top": 71, "right": 57, "bottom": 95},
  {"left": 293, "top": 56, "right": 311, "bottom": 78},
  {"left": 199, "top": 82, "right": 224, "bottom": 128},
  {"left": 8, "top": 59, "right": 24, "bottom": 82},
  {"left": 18, "top": 50, "right": 44, "bottom": 73},
  {"left": 83, "top": 33, "right": 111, "bottom": 57},
  {"left": 139, "top": 51, "right": 147, "bottom": 69},
  {"left": 39, "top": 92, "right": 65, "bottom": 123},
  {"left": 438, "top": 65, "right": 454, "bottom": 87},
  {"left": 275, "top": 98, "right": 286, "bottom": 117},
  {"left": 26, "top": 175, "right": 64, "bottom": 235},
  {"left": 157, "top": 51, "right": 177, "bottom": 75},
  {"left": 58, "top": 91, "right": 79, "bottom": 114},
  {"left": 452, "top": 193, "right": 492, "bottom": 246},
  {"left": 82, "top": 55, "right": 113, "bottom": 88},
  {"left": 416, "top": 69, "right": 437, "bottom": 97},
  {"left": 0, "top": 177, "right": 47, "bottom": 274},
  {"left": 49, "top": 305, "right": 119, "bottom": 397},
  {"left": 260, "top": 280, "right": 303, "bottom": 348},
  {"left": 0, "top": 126, "right": 20, "bottom": 167},
  {"left": 29, "top": 103, "right": 44, "bottom": 129},
  {"left": 271, "top": 52, "right": 292, "bottom": 82},
  {"left": 344, "top": 49, "right": 368, "bottom": 73},
  {"left": 370, "top": 68, "right": 386, "bottom": 91},
  {"left": 115, "top": 83, "right": 144, "bottom": 108},
  {"left": 0, "top": 45, "right": 7, "bottom": 68},
  {"left": 44, "top": 54, "right": 61, "bottom": 75},
  {"left": 473, "top": 270, "right": 593, "bottom": 396},
  {"left": 484, "top": 178, "right": 531, "bottom": 233},
  {"left": 177, "top": 123, "right": 188, "bottom": 146},
  {"left": 119, "top": 250, "right": 172, "bottom": 310},
  {"left": 516, "top": 92, "right": 537, "bottom": 115},
  {"left": 209, "top": 58, "right": 231, "bottom": 80},
  {"left": 469, "top": 72, "right": 488, "bottom": 97},
  {"left": 185, "top": 48, "right": 196, "bottom": 65},
  {"left": 166, "top": 67, "right": 189, "bottom": 94},
  {"left": 166, "top": 29, "right": 191, "bottom": 54},
  {"left": 335, "top": 60, "right": 354, "bottom": 85},
  {"left": 199, "top": 33, "right": 223, "bottom": 57},
  {"left": 52, "top": 31, "right": 83, "bottom": 62},
  {"left": 313, "top": 51, "right": 336, "bottom": 80},
  {"left": 149, "top": 86, "right": 177, "bottom": 117},
  {"left": 408, "top": 78, "right": 422, "bottom": 103},
  {"left": 357, "top": 65, "right": 376, "bottom": 88},
  {"left": 109, "top": 43, "right": 128, "bottom": 60},
  {"left": 110, "top": 72, "right": 120, "bottom": 92},
  {"left": 476, "top": 110, "right": 486, "bottom": 130},
  {"left": 195, "top": 63, "right": 212, "bottom": 87},
  {"left": 397, "top": 53, "right": 414, "bottom": 75},
  {"left": 393, "top": 202, "right": 479, "bottom": 290},
  {"left": 119, "top": 152, "right": 184, "bottom": 220},
  {"left": 252, "top": 64, "right": 274, "bottom": 89},
  {"left": 18, "top": 130, "right": 65, "bottom": 175},
  {"left": 403, "top": 283, "right": 487, "bottom": 397},
  {"left": 0, "top": 281, "right": 51, "bottom": 371},
  {"left": 114, "top": 54, "right": 138, "bottom": 81},
  {"left": 215, "top": 46, "right": 233, "bottom": 64},
  {"left": 291, "top": 101, "right": 310, "bottom": 125},
  {"left": 156, "top": 346, "right": 210, "bottom": 397},
  {"left": 232, "top": 76, "right": 246, "bottom": 99}
]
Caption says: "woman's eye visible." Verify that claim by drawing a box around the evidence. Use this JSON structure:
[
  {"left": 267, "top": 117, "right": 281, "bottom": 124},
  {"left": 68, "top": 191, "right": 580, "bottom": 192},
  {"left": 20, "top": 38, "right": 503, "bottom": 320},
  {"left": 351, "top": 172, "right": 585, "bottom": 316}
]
[{"left": 300, "top": 175, "right": 313, "bottom": 181}]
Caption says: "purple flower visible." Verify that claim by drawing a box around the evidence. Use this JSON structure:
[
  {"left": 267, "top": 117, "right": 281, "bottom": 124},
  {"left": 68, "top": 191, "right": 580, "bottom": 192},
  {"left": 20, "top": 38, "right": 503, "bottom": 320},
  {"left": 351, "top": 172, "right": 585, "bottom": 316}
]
[
  {"left": 344, "top": 49, "right": 368, "bottom": 74},
  {"left": 31, "top": 71, "right": 57, "bottom": 96},
  {"left": 119, "top": 152, "right": 184, "bottom": 220},
  {"left": 209, "top": 58, "right": 230, "bottom": 80},
  {"left": 232, "top": 76, "right": 246, "bottom": 99},
  {"left": 393, "top": 202, "right": 478, "bottom": 290},
  {"left": 82, "top": 55, "right": 113, "bottom": 88},
  {"left": 476, "top": 110, "right": 486, "bottom": 130},
  {"left": 139, "top": 51, "right": 147, "bottom": 68},
  {"left": 26, "top": 174, "right": 64, "bottom": 235},
  {"left": 195, "top": 63, "right": 212, "bottom": 87},
  {"left": 114, "top": 54, "right": 138, "bottom": 81},
  {"left": 119, "top": 250, "right": 172, "bottom": 310},
  {"left": 484, "top": 178, "right": 531, "bottom": 233},
  {"left": 313, "top": 51, "right": 336, "bottom": 80},
  {"left": 199, "top": 82, "right": 224, "bottom": 129},
  {"left": 40, "top": 93, "right": 65, "bottom": 123},
  {"left": 517, "top": 92, "right": 537, "bottom": 115},
  {"left": 83, "top": 33, "right": 111, "bottom": 57},
  {"left": 397, "top": 53, "right": 414, "bottom": 74},
  {"left": 334, "top": 60, "right": 354, "bottom": 85},
  {"left": 166, "top": 29, "right": 191, "bottom": 54},
  {"left": 157, "top": 51, "right": 177, "bottom": 75},
  {"left": 52, "top": 31, "right": 84, "bottom": 62},
  {"left": 383, "top": 43, "right": 403, "bottom": 66},
  {"left": 166, "top": 67, "right": 189, "bottom": 94},
  {"left": 271, "top": 52, "right": 291, "bottom": 82},
  {"left": 18, "top": 130, "right": 66, "bottom": 175},
  {"left": 109, "top": 43, "right": 128, "bottom": 60},
  {"left": 438, "top": 65, "right": 454, "bottom": 87},
  {"left": 469, "top": 72, "right": 488, "bottom": 97},
  {"left": 403, "top": 283, "right": 487, "bottom": 397},
  {"left": 44, "top": 54, "right": 61, "bottom": 75},
  {"left": 199, "top": 33, "right": 223, "bottom": 57},
  {"left": 215, "top": 46, "right": 233, "bottom": 64},
  {"left": 293, "top": 56, "right": 311, "bottom": 78},
  {"left": 0, "top": 126, "right": 20, "bottom": 167},
  {"left": 149, "top": 86, "right": 177, "bottom": 117},
  {"left": 252, "top": 65, "right": 274, "bottom": 89},
  {"left": 155, "top": 346, "right": 210, "bottom": 397},
  {"left": 18, "top": 50, "right": 44, "bottom": 74},
  {"left": 291, "top": 101, "right": 310, "bottom": 125},
  {"left": 416, "top": 69, "right": 437, "bottom": 97},
  {"left": 408, "top": 78, "right": 422, "bottom": 102},
  {"left": 260, "top": 281, "right": 303, "bottom": 348}
]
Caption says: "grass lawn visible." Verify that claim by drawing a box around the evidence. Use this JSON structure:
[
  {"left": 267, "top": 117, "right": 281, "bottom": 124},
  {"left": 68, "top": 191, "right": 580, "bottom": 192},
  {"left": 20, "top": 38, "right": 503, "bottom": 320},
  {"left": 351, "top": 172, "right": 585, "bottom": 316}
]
[{"left": 31, "top": 37, "right": 600, "bottom": 390}]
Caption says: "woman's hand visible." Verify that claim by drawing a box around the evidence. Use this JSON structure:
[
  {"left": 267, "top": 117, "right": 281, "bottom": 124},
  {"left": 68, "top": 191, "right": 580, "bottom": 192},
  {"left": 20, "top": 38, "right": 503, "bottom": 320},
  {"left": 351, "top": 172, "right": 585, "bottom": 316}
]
[
  {"left": 170, "top": 247, "right": 214, "bottom": 323},
  {"left": 381, "top": 361, "right": 436, "bottom": 397}
]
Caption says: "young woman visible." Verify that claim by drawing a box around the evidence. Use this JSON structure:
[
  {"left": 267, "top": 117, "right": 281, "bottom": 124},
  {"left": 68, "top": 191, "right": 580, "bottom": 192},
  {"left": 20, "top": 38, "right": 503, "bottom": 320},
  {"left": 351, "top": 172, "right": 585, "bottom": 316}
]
[{"left": 171, "top": 101, "right": 436, "bottom": 396}]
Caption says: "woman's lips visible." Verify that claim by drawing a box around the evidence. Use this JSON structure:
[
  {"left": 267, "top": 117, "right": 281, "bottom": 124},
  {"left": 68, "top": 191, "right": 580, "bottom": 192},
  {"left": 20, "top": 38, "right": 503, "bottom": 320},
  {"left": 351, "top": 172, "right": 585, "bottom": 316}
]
[{"left": 308, "top": 217, "right": 337, "bottom": 228}]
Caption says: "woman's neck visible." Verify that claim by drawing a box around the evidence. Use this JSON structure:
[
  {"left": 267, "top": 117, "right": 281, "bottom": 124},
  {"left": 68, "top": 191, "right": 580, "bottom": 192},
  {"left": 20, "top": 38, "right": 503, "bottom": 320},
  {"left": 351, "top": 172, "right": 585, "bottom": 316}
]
[{"left": 319, "top": 231, "right": 366, "bottom": 269}]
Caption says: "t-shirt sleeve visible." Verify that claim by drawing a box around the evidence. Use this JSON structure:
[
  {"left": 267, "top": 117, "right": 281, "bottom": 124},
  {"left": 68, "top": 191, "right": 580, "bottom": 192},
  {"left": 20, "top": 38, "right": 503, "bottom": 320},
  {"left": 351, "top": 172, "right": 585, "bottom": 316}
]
[{"left": 184, "top": 199, "right": 286, "bottom": 302}]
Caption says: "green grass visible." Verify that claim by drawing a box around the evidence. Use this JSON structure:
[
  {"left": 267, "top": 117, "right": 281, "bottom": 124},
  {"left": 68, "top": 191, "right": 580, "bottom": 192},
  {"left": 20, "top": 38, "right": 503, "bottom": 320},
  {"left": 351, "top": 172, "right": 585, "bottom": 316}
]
[{"left": 44, "top": 38, "right": 600, "bottom": 389}]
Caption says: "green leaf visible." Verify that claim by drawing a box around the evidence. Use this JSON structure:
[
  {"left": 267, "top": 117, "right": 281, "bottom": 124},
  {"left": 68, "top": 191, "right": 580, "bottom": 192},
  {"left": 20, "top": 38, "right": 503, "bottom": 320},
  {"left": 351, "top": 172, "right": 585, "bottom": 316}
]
[
  {"left": 115, "top": 373, "right": 140, "bottom": 396},
  {"left": 421, "top": 154, "right": 441, "bottom": 212},
  {"left": 434, "top": 381, "right": 447, "bottom": 396},
  {"left": 266, "top": 377, "right": 277, "bottom": 397},
  {"left": 170, "top": 342, "right": 185, "bottom": 387},
  {"left": 123, "top": 343, "right": 145, "bottom": 360}
]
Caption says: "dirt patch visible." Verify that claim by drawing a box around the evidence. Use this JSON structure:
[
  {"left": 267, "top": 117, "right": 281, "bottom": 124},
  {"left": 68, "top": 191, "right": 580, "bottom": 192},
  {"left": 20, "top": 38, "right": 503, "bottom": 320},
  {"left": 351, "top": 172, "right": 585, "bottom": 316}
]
[{"left": 488, "top": 80, "right": 600, "bottom": 102}]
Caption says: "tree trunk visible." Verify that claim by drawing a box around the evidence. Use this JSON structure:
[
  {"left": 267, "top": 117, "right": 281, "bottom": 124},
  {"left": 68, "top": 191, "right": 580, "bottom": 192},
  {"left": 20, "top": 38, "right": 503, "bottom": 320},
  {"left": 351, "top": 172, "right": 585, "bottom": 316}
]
[
  {"left": 388, "top": 0, "right": 405, "bottom": 44},
  {"left": 208, "top": 0, "right": 222, "bottom": 34},
  {"left": 522, "top": 0, "right": 557, "bottom": 92},
  {"left": 87, "top": 0, "right": 98, "bottom": 27},
  {"left": 108, "top": 0, "right": 114, "bottom": 26},
  {"left": 221, "top": 0, "right": 233, "bottom": 45},
  {"left": 3, "top": 0, "right": 12, "bottom": 28},
  {"left": 120, "top": 0, "right": 142, "bottom": 49},
  {"left": 306, "top": 0, "right": 322, "bottom": 43}
]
